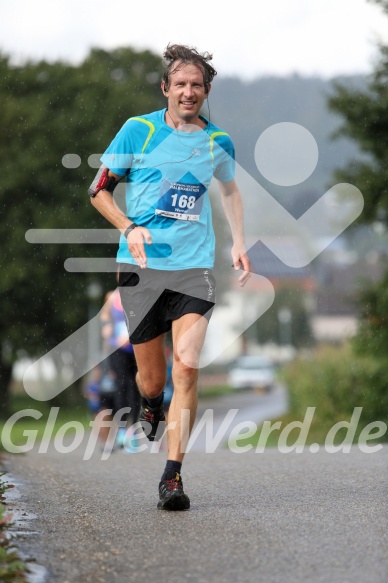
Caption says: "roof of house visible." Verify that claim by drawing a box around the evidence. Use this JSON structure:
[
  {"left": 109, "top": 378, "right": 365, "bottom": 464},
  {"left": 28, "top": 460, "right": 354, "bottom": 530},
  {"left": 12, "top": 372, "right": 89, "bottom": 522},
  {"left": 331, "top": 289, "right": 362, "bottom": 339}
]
[{"left": 245, "top": 237, "right": 315, "bottom": 285}]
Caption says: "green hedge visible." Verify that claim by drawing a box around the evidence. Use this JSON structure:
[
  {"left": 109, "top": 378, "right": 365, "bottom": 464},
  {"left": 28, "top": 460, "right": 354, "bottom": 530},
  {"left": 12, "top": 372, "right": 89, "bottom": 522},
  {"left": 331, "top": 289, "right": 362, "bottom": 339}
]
[{"left": 282, "top": 343, "right": 388, "bottom": 438}]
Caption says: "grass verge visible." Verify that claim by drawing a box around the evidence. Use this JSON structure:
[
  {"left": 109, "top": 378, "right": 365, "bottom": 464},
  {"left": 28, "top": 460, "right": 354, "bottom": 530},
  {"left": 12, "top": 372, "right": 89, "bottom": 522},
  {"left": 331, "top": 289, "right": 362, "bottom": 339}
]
[
  {"left": 0, "top": 395, "right": 92, "bottom": 452},
  {"left": 0, "top": 473, "right": 29, "bottom": 582},
  {"left": 230, "top": 343, "right": 388, "bottom": 451},
  {"left": 198, "top": 384, "right": 233, "bottom": 399}
]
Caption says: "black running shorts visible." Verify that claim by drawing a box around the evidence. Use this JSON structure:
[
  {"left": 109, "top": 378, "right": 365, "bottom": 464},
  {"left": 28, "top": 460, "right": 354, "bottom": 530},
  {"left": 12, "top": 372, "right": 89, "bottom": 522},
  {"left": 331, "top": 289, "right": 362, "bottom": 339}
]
[{"left": 118, "top": 264, "right": 216, "bottom": 344}]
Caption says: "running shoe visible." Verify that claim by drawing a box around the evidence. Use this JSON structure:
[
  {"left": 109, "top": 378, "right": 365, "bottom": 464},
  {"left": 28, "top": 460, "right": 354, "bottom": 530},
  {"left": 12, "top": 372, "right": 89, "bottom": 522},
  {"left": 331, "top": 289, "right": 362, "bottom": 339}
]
[
  {"left": 115, "top": 427, "right": 126, "bottom": 448},
  {"left": 139, "top": 399, "right": 166, "bottom": 441},
  {"left": 123, "top": 431, "right": 139, "bottom": 453},
  {"left": 157, "top": 472, "right": 190, "bottom": 511}
]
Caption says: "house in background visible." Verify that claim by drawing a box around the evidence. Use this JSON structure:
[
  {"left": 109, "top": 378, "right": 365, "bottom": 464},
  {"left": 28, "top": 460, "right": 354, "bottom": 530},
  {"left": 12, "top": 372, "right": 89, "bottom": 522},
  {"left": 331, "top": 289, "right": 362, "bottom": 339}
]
[
  {"left": 203, "top": 230, "right": 388, "bottom": 364},
  {"left": 202, "top": 236, "right": 316, "bottom": 365},
  {"left": 311, "top": 241, "right": 388, "bottom": 343}
]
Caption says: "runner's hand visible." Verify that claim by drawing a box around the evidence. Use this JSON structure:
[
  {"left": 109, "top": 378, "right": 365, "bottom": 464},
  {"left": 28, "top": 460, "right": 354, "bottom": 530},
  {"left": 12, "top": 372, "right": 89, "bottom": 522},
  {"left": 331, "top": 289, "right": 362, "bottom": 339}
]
[
  {"left": 127, "top": 227, "right": 152, "bottom": 269},
  {"left": 231, "top": 245, "right": 251, "bottom": 287}
]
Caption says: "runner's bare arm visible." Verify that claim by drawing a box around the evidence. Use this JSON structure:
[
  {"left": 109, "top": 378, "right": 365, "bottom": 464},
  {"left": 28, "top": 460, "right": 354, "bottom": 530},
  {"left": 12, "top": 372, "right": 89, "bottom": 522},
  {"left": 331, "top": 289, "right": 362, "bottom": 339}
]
[
  {"left": 218, "top": 178, "right": 251, "bottom": 286},
  {"left": 90, "top": 170, "right": 152, "bottom": 269}
]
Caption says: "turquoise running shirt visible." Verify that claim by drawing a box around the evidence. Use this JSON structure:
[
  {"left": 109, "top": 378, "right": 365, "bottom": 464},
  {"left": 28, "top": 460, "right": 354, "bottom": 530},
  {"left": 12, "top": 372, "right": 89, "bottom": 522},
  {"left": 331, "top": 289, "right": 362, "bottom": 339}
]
[{"left": 100, "top": 109, "right": 235, "bottom": 270}]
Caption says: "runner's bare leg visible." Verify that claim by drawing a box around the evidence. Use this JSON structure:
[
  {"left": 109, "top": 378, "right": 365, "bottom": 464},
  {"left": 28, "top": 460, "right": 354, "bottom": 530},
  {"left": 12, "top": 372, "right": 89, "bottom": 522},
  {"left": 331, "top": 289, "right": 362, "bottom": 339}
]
[
  {"left": 133, "top": 334, "right": 167, "bottom": 400},
  {"left": 168, "top": 313, "right": 209, "bottom": 462}
]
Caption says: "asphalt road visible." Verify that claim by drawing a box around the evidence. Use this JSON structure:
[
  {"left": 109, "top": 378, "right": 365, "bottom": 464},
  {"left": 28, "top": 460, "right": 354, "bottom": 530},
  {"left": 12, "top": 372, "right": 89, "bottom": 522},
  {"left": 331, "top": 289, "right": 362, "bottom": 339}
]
[{"left": 2, "top": 391, "right": 388, "bottom": 583}]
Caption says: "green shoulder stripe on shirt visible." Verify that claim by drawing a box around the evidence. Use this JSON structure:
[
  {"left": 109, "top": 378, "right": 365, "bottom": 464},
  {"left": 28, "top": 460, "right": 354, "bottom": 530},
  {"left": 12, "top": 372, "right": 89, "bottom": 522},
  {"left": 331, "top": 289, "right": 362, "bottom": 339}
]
[
  {"left": 209, "top": 131, "right": 229, "bottom": 165},
  {"left": 128, "top": 117, "right": 156, "bottom": 154}
]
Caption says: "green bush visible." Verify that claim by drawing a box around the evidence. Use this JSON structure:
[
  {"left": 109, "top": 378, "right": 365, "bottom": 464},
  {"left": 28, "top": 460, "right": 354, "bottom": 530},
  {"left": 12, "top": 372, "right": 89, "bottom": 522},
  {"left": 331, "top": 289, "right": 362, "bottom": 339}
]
[{"left": 282, "top": 343, "right": 388, "bottom": 437}]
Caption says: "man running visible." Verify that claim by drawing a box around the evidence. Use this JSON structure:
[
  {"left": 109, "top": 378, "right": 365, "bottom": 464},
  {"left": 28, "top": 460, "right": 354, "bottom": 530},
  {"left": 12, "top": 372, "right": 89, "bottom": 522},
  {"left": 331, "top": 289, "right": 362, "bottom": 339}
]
[{"left": 89, "top": 43, "right": 250, "bottom": 510}]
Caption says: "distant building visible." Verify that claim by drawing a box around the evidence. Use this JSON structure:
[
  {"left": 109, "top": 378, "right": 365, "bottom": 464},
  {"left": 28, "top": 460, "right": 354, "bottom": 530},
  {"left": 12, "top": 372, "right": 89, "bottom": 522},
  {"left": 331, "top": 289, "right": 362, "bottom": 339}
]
[
  {"left": 204, "top": 233, "right": 388, "bottom": 362},
  {"left": 244, "top": 236, "right": 316, "bottom": 293},
  {"left": 203, "top": 237, "right": 316, "bottom": 364},
  {"left": 311, "top": 247, "right": 387, "bottom": 342}
]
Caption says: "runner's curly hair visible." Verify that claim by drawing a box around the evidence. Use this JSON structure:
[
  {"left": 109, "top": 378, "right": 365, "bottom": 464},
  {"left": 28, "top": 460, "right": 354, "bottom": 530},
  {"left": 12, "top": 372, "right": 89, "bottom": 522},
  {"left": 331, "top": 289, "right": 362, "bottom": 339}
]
[{"left": 162, "top": 43, "right": 217, "bottom": 92}]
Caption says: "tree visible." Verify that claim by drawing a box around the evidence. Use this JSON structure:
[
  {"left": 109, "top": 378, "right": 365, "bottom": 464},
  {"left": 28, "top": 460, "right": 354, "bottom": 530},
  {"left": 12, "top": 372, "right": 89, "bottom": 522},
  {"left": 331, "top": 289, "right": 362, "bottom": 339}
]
[
  {"left": 328, "top": 0, "right": 388, "bottom": 422},
  {"left": 0, "top": 48, "right": 164, "bottom": 417},
  {"left": 328, "top": 0, "right": 388, "bottom": 225},
  {"left": 353, "top": 270, "right": 388, "bottom": 358}
]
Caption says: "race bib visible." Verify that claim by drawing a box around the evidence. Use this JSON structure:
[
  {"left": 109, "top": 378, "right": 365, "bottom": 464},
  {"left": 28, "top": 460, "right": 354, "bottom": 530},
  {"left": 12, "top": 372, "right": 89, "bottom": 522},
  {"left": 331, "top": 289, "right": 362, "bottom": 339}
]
[{"left": 155, "top": 174, "right": 206, "bottom": 221}]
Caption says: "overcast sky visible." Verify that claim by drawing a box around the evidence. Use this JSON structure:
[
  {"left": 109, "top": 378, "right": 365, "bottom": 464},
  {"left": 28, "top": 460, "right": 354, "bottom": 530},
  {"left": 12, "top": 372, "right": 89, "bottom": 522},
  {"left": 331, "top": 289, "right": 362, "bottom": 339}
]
[{"left": 1, "top": 0, "right": 387, "bottom": 79}]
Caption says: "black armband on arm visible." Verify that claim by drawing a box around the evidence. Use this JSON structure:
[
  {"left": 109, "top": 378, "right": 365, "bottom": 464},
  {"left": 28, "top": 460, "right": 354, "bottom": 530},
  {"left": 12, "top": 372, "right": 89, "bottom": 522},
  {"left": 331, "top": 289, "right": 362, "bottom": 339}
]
[{"left": 88, "top": 165, "right": 121, "bottom": 198}]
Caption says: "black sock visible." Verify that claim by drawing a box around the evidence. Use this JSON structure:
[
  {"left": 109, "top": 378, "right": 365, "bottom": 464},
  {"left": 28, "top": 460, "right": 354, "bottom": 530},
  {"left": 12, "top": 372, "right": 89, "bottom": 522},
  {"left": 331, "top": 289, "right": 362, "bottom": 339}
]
[
  {"left": 161, "top": 460, "right": 182, "bottom": 481},
  {"left": 146, "top": 392, "right": 164, "bottom": 408}
]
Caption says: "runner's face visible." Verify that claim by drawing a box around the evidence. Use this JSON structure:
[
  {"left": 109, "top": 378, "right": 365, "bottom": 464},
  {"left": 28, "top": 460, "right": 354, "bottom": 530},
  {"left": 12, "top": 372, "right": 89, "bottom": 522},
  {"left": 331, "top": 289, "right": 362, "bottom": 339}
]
[{"left": 164, "top": 63, "right": 208, "bottom": 124}]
